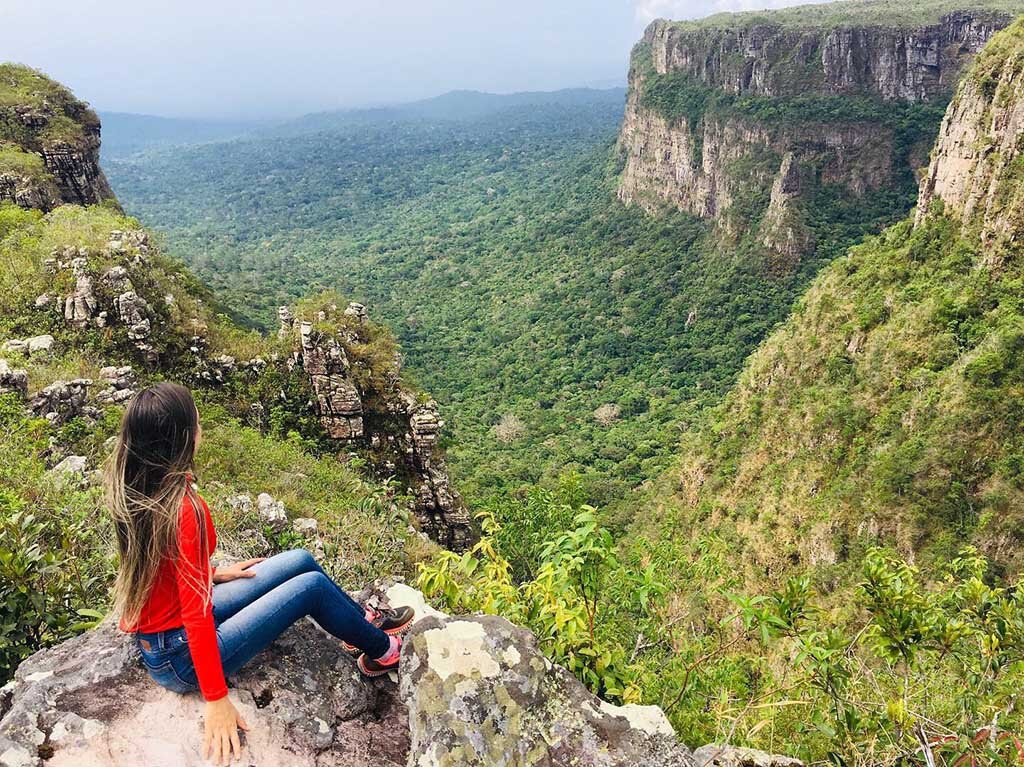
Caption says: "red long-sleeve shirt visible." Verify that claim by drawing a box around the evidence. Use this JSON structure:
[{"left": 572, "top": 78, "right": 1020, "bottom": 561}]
[{"left": 120, "top": 492, "right": 227, "bottom": 701}]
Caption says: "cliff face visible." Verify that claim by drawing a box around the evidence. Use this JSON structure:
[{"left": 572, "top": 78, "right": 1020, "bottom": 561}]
[
  {"left": 916, "top": 24, "right": 1024, "bottom": 253},
  {"left": 0, "top": 64, "right": 115, "bottom": 210},
  {"left": 642, "top": 11, "right": 1005, "bottom": 101},
  {"left": 618, "top": 6, "right": 1018, "bottom": 263},
  {"left": 634, "top": 17, "right": 1024, "bottom": 588}
]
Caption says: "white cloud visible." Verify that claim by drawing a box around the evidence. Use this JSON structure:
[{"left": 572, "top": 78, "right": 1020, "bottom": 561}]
[{"left": 633, "top": 0, "right": 837, "bottom": 26}]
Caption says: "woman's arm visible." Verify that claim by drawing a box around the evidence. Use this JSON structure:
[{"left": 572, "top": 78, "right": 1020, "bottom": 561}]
[
  {"left": 177, "top": 495, "right": 248, "bottom": 764},
  {"left": 175, "top": 494, "right": 228, "bottom": 701}
]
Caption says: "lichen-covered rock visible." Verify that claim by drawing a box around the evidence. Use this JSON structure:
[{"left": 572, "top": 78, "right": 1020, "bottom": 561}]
[
  {"left": 401, "top": 614, "right": 695, "bottom": 767},
  {"left": 693, "top": 745, "right": 803, "bottom": 767},
  {"left": 0, "top": 607, "right": 410, "bottom": 767},
  {"left": 0, "top": 581, "right": 783, "bottom": 767}
]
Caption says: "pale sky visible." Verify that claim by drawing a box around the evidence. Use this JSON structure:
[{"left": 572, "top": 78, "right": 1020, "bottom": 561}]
[{"left": 0, "top": 0, "right": 831, "bottom": 119}]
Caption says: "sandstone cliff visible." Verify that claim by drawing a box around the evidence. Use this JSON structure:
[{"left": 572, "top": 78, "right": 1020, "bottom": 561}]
[
  {"left": 916, "top": 20, "right": 1024, "bottom": 254},
  {"left": 618, "top": 4, "right": 1020, "bottom": 264},
  {"left": 0, "top": 65, "right": 116, "bottom": 210}
]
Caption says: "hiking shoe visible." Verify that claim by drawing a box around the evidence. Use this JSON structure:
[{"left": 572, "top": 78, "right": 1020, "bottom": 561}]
[
  {"left": 342, "top": 604, "right": 415, "bottom": 655},
  {"left": 358, "top": 635, "right": 402, "bottom": 677}
]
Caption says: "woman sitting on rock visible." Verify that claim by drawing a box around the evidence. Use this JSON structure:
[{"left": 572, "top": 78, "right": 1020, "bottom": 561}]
[{"left": 105, "top": 382, "right": 414, "bottom": 765}]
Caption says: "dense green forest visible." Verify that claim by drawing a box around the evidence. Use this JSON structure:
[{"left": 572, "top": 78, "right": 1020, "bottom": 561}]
[{"left": 106, "top": 90, "right": 920, "bottom": 504}]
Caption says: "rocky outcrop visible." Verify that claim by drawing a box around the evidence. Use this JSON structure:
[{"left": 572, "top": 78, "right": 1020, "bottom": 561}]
[
  {"left": 759, "top": 153, "right": 814, "bottom": 266},
  {"left": 618, "top": 8, "right": 1016, "bottom": 261},
  {"left": 916, "top": 20, "right": 1024, "bottom": 256},
  {"left": 28, "top": 379, "right": 92, "bottom": 425},
  {"left": 0, "top": 584, "right": 716, "bottom": 767},
  {"left": 41, "top": 232, "right": 160, "bottom": 365},
  {"left": 299, "top": 319, "right": 365, "bottom": 440},
  {"left": 288, "top": 302, "right": 474, "bottom": 550},
  {"left": 0, "top": 65, "right": 116, "bottom": 211},
  {"left": 0, "top": 165, "right": 60, "bottom": 211},
  {"left": 0, "top": 611, "right": 407, "bottom": 767},
  {"left": 403, "top": 614, "right": 694, "bottom": 766},
  {"left": 0, "top": 360, "right": 28, "bottom": 398}
]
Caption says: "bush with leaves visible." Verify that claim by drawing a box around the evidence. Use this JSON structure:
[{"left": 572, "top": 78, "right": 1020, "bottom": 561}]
[
  {"left": 417, "top": 496, "right": 664, "bottom": 703},
  {"left": 731, "top": 547, "right": 1024, "bottom": 766}
]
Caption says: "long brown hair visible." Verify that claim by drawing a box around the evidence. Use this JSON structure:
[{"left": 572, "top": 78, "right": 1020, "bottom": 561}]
[{"left": 105, "top": 382, "right": 207, "bottom": 626}]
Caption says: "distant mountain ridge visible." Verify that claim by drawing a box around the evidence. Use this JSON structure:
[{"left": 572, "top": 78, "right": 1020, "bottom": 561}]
[
  {"left": 99, "top": 87, "right": 628, "bottom": 157},
  {"left": 265, "top": 87, "right": 627, "bottom": 137}
]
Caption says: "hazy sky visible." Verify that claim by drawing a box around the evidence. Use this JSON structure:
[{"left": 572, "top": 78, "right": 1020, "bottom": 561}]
[{"left": 0, "top": 0, "right": 830, "bottom": 119}]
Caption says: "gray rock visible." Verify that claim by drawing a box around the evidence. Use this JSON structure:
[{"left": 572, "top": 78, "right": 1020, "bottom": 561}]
[
  {"left": 28, "top": 379, "right": 91, "bottom": 425},
  {"left": 63, "top": 257, "right": 98, "bottom": 325},
  {"left": 278, "top": 306, "right": 294, "bottom": 339},
  {"left": 50, "top": 455, "right": 88, "bottom": 477},
  {"left": 344, "top": 302, "right": 368, "bottom": 323},
  {"left": 257, "top": 493, "right": 288, "bottom": 531},
  {"left": 0, "top": 585, "right": 713, "bottom": 767},
  {"left": 292, "top": 517, "right": 318, "bottom": 535},
  {"left": 401, "top": 614, "right": 694, "bottom": 767},
  {"left": 26, "top": 335, "right": 54, "bottom": 356},
  {"left": 0, "top": 618, "right": 406, "bottom": 767}
]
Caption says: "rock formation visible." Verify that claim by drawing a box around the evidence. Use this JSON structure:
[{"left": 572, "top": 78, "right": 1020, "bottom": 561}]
[
  {"left": 28, "top": 379, "right": 92, "bottom": 425},
  {"left": 0, "top": 583, "right": 751, "bottom": 767},
  {"left": 916, "top": 24, "right": 1024, "bottom": 255},
  {"left": 0, "top": 65, "right": 116, "bottom": 211},
  {"left": 291, "top": 302, "right": 474, "bottom": 550},
  {"left": 0, "top": 360, "right": 28, "bottom": 399},
  {"left": 640, "top": 12, "right": 1009, "bottom": 102},
  {"left": 617, "top": 8, "right": 1016, "bottom": 261},
  {"left": 299, "top": 320, "right": 365, "bottom": 440},
  {"left": 402, "top": 614, "right": 694, "bottom": 766}
]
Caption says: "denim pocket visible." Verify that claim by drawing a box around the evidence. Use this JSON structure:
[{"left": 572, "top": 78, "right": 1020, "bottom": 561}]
[{"left": 139, "top": 632, "right": 197, "bottom": 694}]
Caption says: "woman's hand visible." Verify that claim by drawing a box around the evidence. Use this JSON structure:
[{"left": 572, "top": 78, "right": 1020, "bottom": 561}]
[
  {"left": 212, "top": 558, "right": 265, "bottom": 584},
  {"left": 203, "top": 696, "right": 248, "bottom": 765}
]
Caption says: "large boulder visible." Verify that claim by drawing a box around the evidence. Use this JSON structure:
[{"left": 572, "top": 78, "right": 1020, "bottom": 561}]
[
  {"left": 0, "top": 584, "right": 711, "bottom": 767},
  {"left": 400, "top": 614, "right": 695, "bottom": 767},
  {"left": 0, "top": 602, "right": 409, "bottom": 767}
]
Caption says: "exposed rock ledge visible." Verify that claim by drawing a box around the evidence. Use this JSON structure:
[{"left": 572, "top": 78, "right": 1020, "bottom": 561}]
[
  {"left": 0, "top": 583, "right": 801, "bottom": 767},
  {"left": 3, "top": 582, "right": 773, "bottom": 767}
]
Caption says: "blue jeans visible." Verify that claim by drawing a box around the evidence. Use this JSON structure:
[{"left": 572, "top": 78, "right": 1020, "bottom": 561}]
[{"left": 136, "top": 548, "right": 390, "bottom": 694}]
